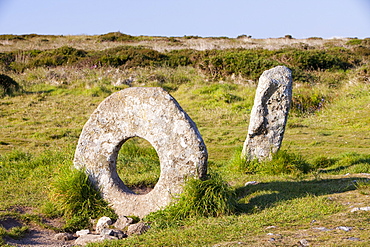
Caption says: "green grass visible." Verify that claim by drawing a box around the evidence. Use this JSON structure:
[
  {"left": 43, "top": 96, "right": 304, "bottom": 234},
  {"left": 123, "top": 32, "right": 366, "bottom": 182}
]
[
  {"left": 117, "top": 138, "right": 160, "bottom": 190},
  {"left": 47, "top": 167, "right": 117, "bottom": 232},
  {"left": 0, "top": 35, "right": 369, "bottom": 246},
  {"left": 145, "top": 173, "right": 238, "bottom": 229}
]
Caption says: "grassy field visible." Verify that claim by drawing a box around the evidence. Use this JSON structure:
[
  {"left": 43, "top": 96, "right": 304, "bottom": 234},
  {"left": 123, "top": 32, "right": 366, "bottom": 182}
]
[{"left": 0, "top": 34, "right": 370, "bottom": 246}]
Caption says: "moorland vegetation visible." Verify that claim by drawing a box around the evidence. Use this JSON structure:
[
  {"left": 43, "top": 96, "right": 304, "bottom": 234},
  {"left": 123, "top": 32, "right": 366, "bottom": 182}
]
[{"left": 0, "top": 33, "right": 370, "bottom": 246}]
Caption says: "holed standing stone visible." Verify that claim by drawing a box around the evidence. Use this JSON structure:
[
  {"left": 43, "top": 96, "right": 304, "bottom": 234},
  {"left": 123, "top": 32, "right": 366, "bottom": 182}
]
[
  {"left": 74, "top": 87, "right": 208, "bottom": 218},
  {"left": 242, "top": 66, "right": 293, "bottom": 161}
]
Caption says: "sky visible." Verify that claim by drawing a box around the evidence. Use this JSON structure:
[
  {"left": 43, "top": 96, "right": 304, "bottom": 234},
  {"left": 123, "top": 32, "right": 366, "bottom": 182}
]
[{"left": 0, "top": 0, "right": 369, "bottom": 39}]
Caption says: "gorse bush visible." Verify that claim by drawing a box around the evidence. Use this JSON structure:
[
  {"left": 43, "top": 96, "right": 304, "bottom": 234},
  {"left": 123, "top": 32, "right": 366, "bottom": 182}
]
[{"left": 145, "top": 173, "right": 238, "bottom": 228}]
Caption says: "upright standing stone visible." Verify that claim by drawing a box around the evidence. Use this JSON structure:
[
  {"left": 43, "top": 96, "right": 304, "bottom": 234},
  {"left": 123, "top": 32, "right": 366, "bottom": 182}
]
[
  {"left": 242, "top": 66, "right": 293, "bottom": 161},
  {"left": 74, "top": 87, "right": 208, "bottom": 218}
]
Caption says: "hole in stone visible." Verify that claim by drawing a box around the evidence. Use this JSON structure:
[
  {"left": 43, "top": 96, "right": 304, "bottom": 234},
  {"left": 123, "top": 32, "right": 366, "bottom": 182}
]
[{"left": 116, "top": 137, "right": 160, "bottom": 195}]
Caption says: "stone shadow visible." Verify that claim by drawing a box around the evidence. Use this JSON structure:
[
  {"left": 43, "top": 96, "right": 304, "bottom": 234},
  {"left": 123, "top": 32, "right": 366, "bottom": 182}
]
[{"left": 235, "top": 177, "right": 362, "bottom": 213}]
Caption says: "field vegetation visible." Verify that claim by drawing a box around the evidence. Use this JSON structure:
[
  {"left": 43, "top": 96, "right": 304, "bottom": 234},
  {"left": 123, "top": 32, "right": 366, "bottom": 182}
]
[{"left": 0, "top": 33, "right": 370, "bottom": 246}]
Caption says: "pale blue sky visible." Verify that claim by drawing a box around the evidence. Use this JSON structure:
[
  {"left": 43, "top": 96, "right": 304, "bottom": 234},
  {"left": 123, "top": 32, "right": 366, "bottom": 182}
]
[{"left": 0, "top": 0, "right": 369, "bottom": 39}]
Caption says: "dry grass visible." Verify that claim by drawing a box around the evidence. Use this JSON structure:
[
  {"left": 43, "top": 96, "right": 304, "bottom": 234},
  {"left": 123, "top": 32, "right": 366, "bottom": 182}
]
[{"left": 0, "top": 35, "right": 350, "bottom": 53}]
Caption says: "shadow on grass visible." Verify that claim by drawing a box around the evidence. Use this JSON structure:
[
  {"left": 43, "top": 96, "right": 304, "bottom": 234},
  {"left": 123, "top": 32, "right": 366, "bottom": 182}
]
[
  {"left": 24, "top": 89, "right": 55, "bottom": 95},
  {"left": 235, "top": 177, "right": 361, "bottom": 213},
  {"left": 320, "top": 156, "right": 370, "bottom": 174}
]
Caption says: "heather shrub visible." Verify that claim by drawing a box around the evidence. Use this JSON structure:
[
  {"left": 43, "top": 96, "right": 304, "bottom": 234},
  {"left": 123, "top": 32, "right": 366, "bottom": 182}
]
[
  {"left": 30, "top": 46, "right": 86, "bottom": 67},
  {"left": 346, "top": 38, "right": 363, "bottom": 46},
  {"left": 0, "top": 74, "right": 20, "bottom": 96},
  {"left": 275, "top": 49, "right": 352, "bottom": 71},
  {"left": 96, "top": 46, "right": 164, "bottom": 68},
  {"left": 98, "top": 32, "right": 138, "bottom": 42}
]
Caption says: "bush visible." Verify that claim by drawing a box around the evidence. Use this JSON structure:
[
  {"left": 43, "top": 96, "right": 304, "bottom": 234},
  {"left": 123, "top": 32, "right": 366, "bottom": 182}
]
[
  {"left": 165, "top": 49, "right": 194, "bottom": 67},
  {"left": 0, "top": 53, "right": 16, "bottom": 71},
  {"left": 0, "top": 34, "right": 25, "bottom": 40},
  {"left": 275, "top": 49, "right": 352, "bottom": 72},
  {"left": 197, "top": 49, "right": 280, "bottom": 80},
  {"left": 95, "top": 46, "right": 165, "bottom": 68},
  {"left": 0, "top": 74, "right": 20, "bottom": 96},
  {"left": 346, "top": 39, "right": 363, "bottom": 46},
  {"left": 98, "top": 32, "right": 138, "bottom": 42},
  {"left": 30, "top": 46, "right": 86, "bottom": 67}
]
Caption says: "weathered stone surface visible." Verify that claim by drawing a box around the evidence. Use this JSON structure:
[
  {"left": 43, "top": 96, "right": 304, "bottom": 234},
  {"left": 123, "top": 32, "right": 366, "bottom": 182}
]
[
  {"left": 76, "top": 229, "right": 90, "bottom": 237},
  {"left": 96, "top": 216, "right": 112, "bottom": 233},
  {"left": 100, "top": 228, "right": 127, "bottom": 239},
  {"left": 127, "top": 222, "right": 150, "bottom": 236},
  {"left": 113, "top": 216, "right": 134, "bottom": 230},
  {"left": 242, "top": 66, "right": 293, "bottom": 161},
  {"left": 74, "top": 87, "right": 208, "bottom": 218}
]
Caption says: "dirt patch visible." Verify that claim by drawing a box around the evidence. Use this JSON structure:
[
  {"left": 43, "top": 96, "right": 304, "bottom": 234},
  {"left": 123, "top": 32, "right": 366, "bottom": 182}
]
[
  {"left": 1, "top": 207, "right": 74, "bottom": 247},
  {"left": 4, "top": 226, "right": 74, "bottom": 247},
  {"left": 0, "top": 216, "right": 23, "bottom": 230},
  {"left": 129, "top": 185, "right": 154, "bottom": 195}
]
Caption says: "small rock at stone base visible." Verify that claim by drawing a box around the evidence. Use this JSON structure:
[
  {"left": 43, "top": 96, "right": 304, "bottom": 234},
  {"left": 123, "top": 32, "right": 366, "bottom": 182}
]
[
  {"left": 76, "top": 229, "right": 90, "bottom": 237},
  {"left": 54, "top": 232, "right": 74, "bottom": 241},
  {"left": 298, "top": 239, "right": 309, "bottom": 246},
  {"left": 113, "top": 216, "right": 134, "bottom": 230},
  {"left": 74, "top": 234, "right": 117, "bottom": 246},
  {"left": 100, "top": 228, "right": 114, "bottom": 236},
  {"left": 100, "top": 228, "right": 127, "bottom": 239},
  {"left": 96, "top": 216, "right": 112, "bottom": 233},
  {"left": 127, "top": 222, "right": 150, "bottom": 235}
]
